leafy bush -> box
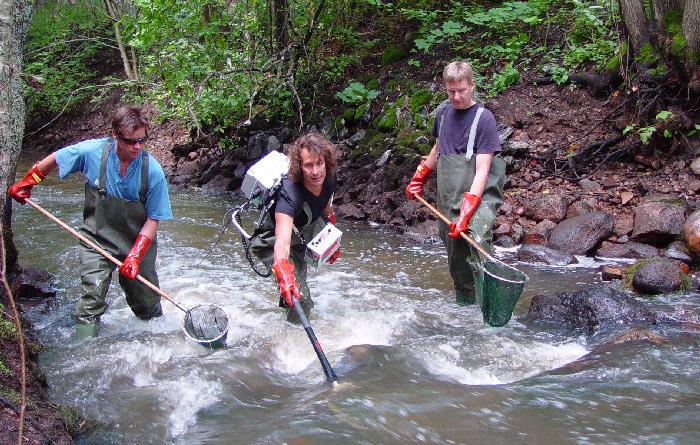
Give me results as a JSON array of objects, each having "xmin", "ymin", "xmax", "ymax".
[
  {"xmin": 336, "ymin": 82, "xmax": 379, "ymax": 106},
  {"xmin": 24, "ymin": 0, "xmax": 113, "ymax": 115}
]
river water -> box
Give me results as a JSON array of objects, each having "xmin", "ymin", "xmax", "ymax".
[{"xmin": 12, "ymin": 171, "xmax": 699, "ymax": 444}]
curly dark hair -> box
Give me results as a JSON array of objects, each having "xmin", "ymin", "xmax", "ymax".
[{"xmin": 286, "ymin": 131, "xmax": 338, "ymax": 183}]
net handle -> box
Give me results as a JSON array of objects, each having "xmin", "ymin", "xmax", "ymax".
[
  {"xmin": 26, "ymin": 198, "xmax": 188, "ymax": 313},
  {"xmin": 414, "ymin": 195, "xmax": 497, "ymax": 263}
]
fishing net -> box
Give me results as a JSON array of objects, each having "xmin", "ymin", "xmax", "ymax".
[
  {"xmin": 479, "ymin": 259, "xmax": 529, "ymax": 327},
  {"xmin": 183, "ymin": 304, "xmax": 229, "ymax": 348}
]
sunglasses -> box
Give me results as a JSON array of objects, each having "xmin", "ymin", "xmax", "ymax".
[{"xmin": 117, "ymin": 131, "xmax": 148, "ymax": 145}]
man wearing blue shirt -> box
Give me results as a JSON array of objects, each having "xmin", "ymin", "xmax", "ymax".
[{"xmin": 8, "ymin": 106, "xmax": 173, "ymax": 337}]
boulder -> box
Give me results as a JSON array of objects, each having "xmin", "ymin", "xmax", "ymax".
[
  {"xmin": 523, "ymin": 194, "xmax": 569, "ymax": 223},
  {"xmin": 565, "ymin": 200, "xmax": 593, "ymax": 219},
  {"xmin": 664, "ymin": 240, "xmax": 693, "ymax": 265},
  {"xmin": 527, "ymin": 285, "xmax": 656, "ymax": 335},
  {"xmin": 631, "ymin": 197, "xmax": 687, "ymax": 246},
  {"xmin": 595, "ymin": 241, "xmax": 659, "ymax": 259},
  {"xmin": 493, "ymin": 236, "xmax": 516, "ymax": 248},
  {"xmin": 17, "ymin": 267, "xmax": 56, "ymax": 299},
  {"xmin": 517, "ymin": 244, "xmax": 577, "ymax": 266},
  {"xmin": 682, "ymin": 209, "xmax": 700, "ymax": 257},
  {"xmin": 631, "ymin": 258, "xmax": 685, "ymax": 295},
  {"xmin": 548, "ymin": 211, "xmax": 614, "ymax": 255},
  {"xmin": 601, "ymin": 265, "xmax": 627, "ymax": 281},
  {"xmin": 336, "ymin": 203, "xmax": 366, "ymax": 220}
]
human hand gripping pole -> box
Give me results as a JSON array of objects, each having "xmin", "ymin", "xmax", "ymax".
[
  {"xmin": 119, "ymin": 234, "xmax": 152, "ymax": 280},
  {"xmin": 272, "ymin": 258, "xmax": 301, "ymax": 307},
  {"xmin": 22, "ymin": 198, "xmax": 230, "ymax": 347},
  {"xmin": 271, "ymin": 257, "xmax": 338, "ymax": 383},
  {"xmin": 405, "ymin": 160, "xmax": 433, "ymax": 200},
  {"xmin": 7, "ymin": 163, "xmax": 46, "ymax": 204},
  {"xmin": 448, "ymin": 192, "xmax": 481, "ymax": 239}
]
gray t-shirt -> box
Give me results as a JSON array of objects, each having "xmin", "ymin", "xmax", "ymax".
[{"xmin": 431, "ymin": 102, "xmax": 501, "ymax": 156}]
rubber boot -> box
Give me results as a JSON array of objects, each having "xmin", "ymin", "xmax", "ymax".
[
  {"xmin": 75, "ymin": 322, "xmax": 99, "ymax": 339},
  {"xmin": 456, "ymin": 289, "xmax": 476, "ymax": 305}
]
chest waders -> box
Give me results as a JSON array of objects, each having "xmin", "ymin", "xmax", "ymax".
[
  {"xmin": 249, "ymin": 203, "xmax": 317, "ymax": 323},
  {"xmin": 436, "ymin": 106, "xmax": 506, "ymax": 305},
  {"xmin": 75, "ymin": 140, "xmax": 162, "ymax": 327}
]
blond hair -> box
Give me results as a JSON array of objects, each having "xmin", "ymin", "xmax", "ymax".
[{"xmin": 443, "ymin": 61, "xmax": 474, "ymax": 84}]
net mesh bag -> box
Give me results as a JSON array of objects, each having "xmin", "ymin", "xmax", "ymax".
[
  {"xmin": 480, "ymin": 259, "xmax": 528, "ymax": 327},
  {"xmin": 184, "ymin": 304, "xmax": 229, "ymax": 344}
]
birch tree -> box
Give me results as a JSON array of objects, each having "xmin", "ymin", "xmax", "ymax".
[{"xmin": 0, "ymin": 0, "xmax": 32, "ymax": 274}]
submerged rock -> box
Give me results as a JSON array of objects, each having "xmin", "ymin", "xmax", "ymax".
[
  {"xmin": 516, "ymin": 244, "xmax": 577, "ymax": 266},
  {"xmin": 631, "ymin": 258, "xmax": 685, "ymax": 295},
  {"xmin": 527, "ymin": 285, "xmax": 656, "ymax": 335}
]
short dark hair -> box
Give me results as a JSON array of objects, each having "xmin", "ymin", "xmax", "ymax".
[
  {"xmin": 286, "ymin": 132, "xmax": 338, "ymax": 183},
  {"xmin": 112, "ymin": 106, "xmax": 148, "ymax": 135}
]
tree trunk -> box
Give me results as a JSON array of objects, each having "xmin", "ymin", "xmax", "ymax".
[
  {"xmin": 683, "ymin": 0, "xmax": 700, "ymax": 58},
  {"xmin": 619, "ymin": 0, "xmax": 651, "ymax": 55},
  {"xmin": 0, "ymin": 0, "xmax": 32, "ymax": 275},
  {"xmin": 103, "ymin": 0, "xmax": 138, "ymax": 81},
  {"xmin": 273, "ymin": 0, "xmax": 289, "ymax": 54},
  {"xmin": 652, "ymin": 0, "xmax": 684, "ymax": 26}
]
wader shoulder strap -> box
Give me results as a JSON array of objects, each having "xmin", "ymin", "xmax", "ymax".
[
  {"xmin": 97, "ymin": 139, "xmax": 113, "ymax": 196},
  {"xmin": 139, "ymin": 151, "xmax": 149, "ymax": 203},
  {"xmin": 465, "ymin": 106, "xmax": 484, "ymax": 161}
]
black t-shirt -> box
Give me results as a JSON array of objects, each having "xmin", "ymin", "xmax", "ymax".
[
  {"xmin": 274, "ymin": 175, "xmax": 336, "ymax": 228},
  {"xmin": 430, "ymin": 101, "xmax": 501, "ymax": 155}
]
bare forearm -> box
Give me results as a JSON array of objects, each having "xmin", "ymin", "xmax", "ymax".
[
  {"xmin": 139, "ymin": 219, "xmax": 159, "ymax": 239},
  {"xmin": 423, "ymin": 144, "xmax": 438, "ymax": 170},
  {"xmin": 35, "ymin": 152, "xmax": 58, "ymax": 176},
  {"xmin": 273, "ymin": 212, "xmax": 294, "ymax": 261},
  {"xmin": 469, "ymin": 153, "xmax": 493, "ymax": 197}
]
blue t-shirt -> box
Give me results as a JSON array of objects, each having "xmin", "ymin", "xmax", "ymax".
[
  {"xmin": 431, "ymin": 102, "xmax": 501, "ymax": 156},
  {"xmin": 55, "ymin": 137, "xmax": 173, "ymax": 220}
]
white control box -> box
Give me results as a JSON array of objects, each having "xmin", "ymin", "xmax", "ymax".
[
  {"xmin": 305, "ymin": 222, "xmax": 342, "ymax": 267},
  {"xmin": 240, "ymin": 151, "xmax": 290, "ymax": 200}
]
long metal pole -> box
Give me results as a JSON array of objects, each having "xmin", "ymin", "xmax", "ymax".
[
  {"xmin": 25, "ymin": 198, "xmax": 188, "ymax": 313},
  {"xmin": 291, "ymin": 299, "xmax": 338, "ymax": 383},
  {"xmin": 414, "ymin": 195, "xmax": 497, "ymax": 262}
]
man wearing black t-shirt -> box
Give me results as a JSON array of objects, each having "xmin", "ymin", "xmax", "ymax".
[
  {"xmin": 250, "ymin": 132, "xmax": 340, "ymax": 322},
  {"xmin": 405, "ymin": 61, "xmax": 505, "ymax": 306}
]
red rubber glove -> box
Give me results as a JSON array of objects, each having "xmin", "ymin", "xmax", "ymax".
[
  {"xmin": 405, "ymin": 160, "xmax": 433, "ymax": 200},
  {"xmin": 7, "ymin": 163, "xmax": 46, "ymax": 204},
  {"xmin": 326, "ymin": 211, "xmax": 340, "ymax": 264},
  {"xmin": 119, "ymin": 234, "xmax": 152, "ymax": 280},
  {"xmin": 448, "ymin": 193, "xmax": 481, "ymax": 239},
  {"xmin": 272, "ymin": 258, "xmax": 300, "ymax": 307}
]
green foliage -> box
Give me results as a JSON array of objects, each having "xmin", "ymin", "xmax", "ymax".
[
  {"xmin": 0, "ymin": 307, "xmax": 17, "ymax": 340},
  {"xmin": 486, "ymin": 63, "xmax": 520, "ymax": 97},
  {"xmin": 0, "ymin": 359, "xmax": 10, "ymax": 377},
  {"xmin": 380, "ymin": 44, "xmax": 406, "ymax": 65},
  {"xmin": 336, "ymin": 82, "xmax": 380, "ymax": 106},
  {"xmin": 624, "ymin": 112, "xmax": 674, "ymax": 144},
  {"xmin": 688, "ymin": 124, "xmax": 700, "ymax": 137},
  {"xmin": 24, "ymin": 0, "xmax": 114, "ymax": 115},
  {"xmin": 373, "ymin": 103, "xmax": 398, "ymax": 132},
  {"xmin": 408, "ymin": 89, "xmax": 432, "ymax": 112}
]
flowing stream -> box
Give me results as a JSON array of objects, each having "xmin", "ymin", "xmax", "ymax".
[{"xmin": 12, "ymin": 169, "xmax": 699, "ymax": 444}]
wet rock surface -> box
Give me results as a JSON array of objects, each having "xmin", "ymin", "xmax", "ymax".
[
  {"xmin": 631, "ymin": 258, "xmax": 685, "ymax": 295},
  {"xmin": 527, "ymin": 285, "xmax": 657, "ymax": 335}
]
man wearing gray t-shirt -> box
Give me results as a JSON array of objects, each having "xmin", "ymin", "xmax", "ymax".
[{"xmin": 405, "ymin": 61, "xmax": 505, "ymax": 306}]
